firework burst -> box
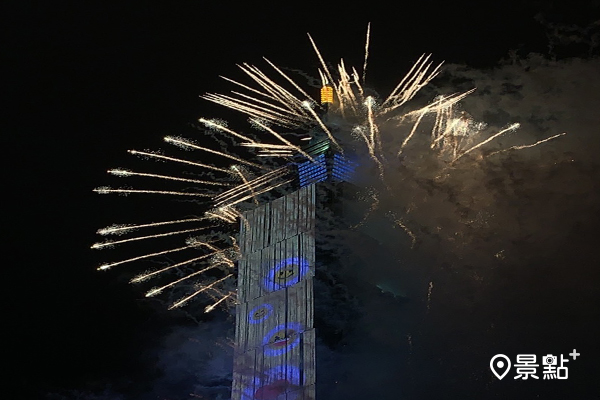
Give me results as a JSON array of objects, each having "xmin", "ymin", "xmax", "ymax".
[{"xmin": 93, "ymin": 24, "xmax": 565, "ymax": 310}]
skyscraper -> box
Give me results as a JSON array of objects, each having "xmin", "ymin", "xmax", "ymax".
[
  {"xmin": 231, "ymin": 82, "xmax": 356, "ymax": 399},
  {"xmin": 232, "ymin": 183, "xmax": 317, "ymax": 400}
]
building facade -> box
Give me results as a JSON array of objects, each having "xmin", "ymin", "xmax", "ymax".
[{"xmin": 232, "ymin": 184, "xmax": 317, "ymax": 400}]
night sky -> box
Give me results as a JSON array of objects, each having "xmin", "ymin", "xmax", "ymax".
[{"xmin": 8, "ymin": 1, "xmax": 600, "ymax": 399}]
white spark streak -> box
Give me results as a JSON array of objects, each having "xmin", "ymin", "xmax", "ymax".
[
  {"xmin": 362, "ymin": 22, "xmax": 371, "ymax": 84},
  {"xmin": 231, "ymin": 165, "xmax": 259, "ymax": 205},
  {"xmin": 240, "ymin": 143, "xmax": 294, "ymax": 149},
  {"xmin": 489, "ymin": 132, "xmax": 567, "ymax": 156},
  {"xmin": 97, "ymin": 218, "xmax": 207, "ymax": 236},
  {"xmin": 382, "ymin": 54, "xmax": 443, "ymax": 112},
  {"xmin": 231, "ymin": 90, "xmax": 308, "ymax": 120},
  {"xmin": 257, "ymin": 152, "xmax": 293, "ymax": 158},
  {"xmin": 130, "ymin": 248, "xmax": 231, "ymax": 283},
  {"xmin": 219, "ymin": 76, "xmax": 277, "ymax": 102},
  {"xmin": 204, "ymin": 292, "xmax": 234, "ymax": 313},
  {"xmin": 128, "ymin": 150, "xmax": 231, "ymax": 173},
  {"xmin": 427, "ymin": 281, "xmax": 434, "ymax": 311},
  {"xmin": 263, "ymin": 57, "xmax": 315, "ymax": 106},
  {"xmin": 307, "ymin": 33, "xmax": 339, "ymax": 103},
  {"xmin": 145, "ymin": 260, "xmax": 231, "ymax": 297},
  {"xmin": 454, "ymin": 123, "xmax": 520, "ymax": 162},
  {"xmin": 164, "ymin": 136, "xmax": 266, "ymax": 170},
  {"xmin": 238, "ymin": 63, "xmax": 299, "ymax": 112},
  {"xmin": 244, "ymin": 63, "xmax": 309, "ymax": 115},
  {"xmin": 97, "ymin": 245, "xmax": 193, "ymax": 271},
  {"xmin": 199, "ymin": 118, "xmax": 256, "ymax": 143},
  {"xmin": 169, "ymin": 274, "xmax": 233, "ymax": 309},
  {"xmin": 394, "ymin": 217, "xmax": 417, "ymax": 249},
  {"xmin": 93, "ymin": 187, "xmax": 214, "ymax": 197},
  {"xmin": 213, "ymin": 168, "xmax": 286, "ymax": 200},
  {"xmin": 397, "ymin": 110, "xmax": 428, "ymax": 156},
  {"xmin": 302, "ymin": 101, "xmax": 342, "ymax": 150},
  {"xmin": 91, "ymin": 226, "xmax": 216, "ymax": 249},
  {"xmin": 216, "ymin": 178, "xmax": 294, "ymax": 208},
  {"xmin": 365, "ymin": 97, "xmax": 385, "ymax": 177},
  {"xmin": 107, "ymin": 169, "xmax": 232, "ymax": 186},
  {"xmin": 251, "ymin": 118, "xmax": 315, "ymax": 162},
  {"xmin": 308, "ymin": 34, "xmax": 354, "ymax": 117},
  {"xmin": 202, "ymin": 93, "xmax": 299, "ymax": 127}
]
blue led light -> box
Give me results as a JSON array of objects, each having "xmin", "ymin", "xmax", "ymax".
[
  {"xmin": 262, "ymin": 322, "xmax": 303, "ymax": 357},
  {"xmin": 298, "ymin": 154, "xmax": 327, "ymax": 187},
  {"xmin": 332, "ymin": 153, "xmax": 357, "ymax": 182},
  {"xmin": 248, "ymin": 303, "xmax": 274, "ymax": 324},
  {"xmin": 262, "ymin": 256, "xmax": 310, "ymax": 292},
  {"xmin": 297, "ymin": 152, "xmax": 357, "ymax": 185}
]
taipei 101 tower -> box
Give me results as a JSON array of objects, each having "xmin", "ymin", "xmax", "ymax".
[{"xmin": 231, "ymin": 84, "xmax": 354, "ymax": 400}]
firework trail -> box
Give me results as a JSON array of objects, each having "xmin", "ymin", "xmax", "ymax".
[
  {"xmin": 163, "ymin": 136, "xmax": 267, "ymax": 170},
  {"xmin": 452, "ymin": 123, "xmax": 521, "ymax": 163},
  {"xmin": 97, "ymin": 245, "xmax": 194, "ymax": 271},
  {"xmin": 94, "ymin": 24, "xmax": 565, "ymax": 310},
  {"xmin": 91, "ymin": 226, "xmax": 218, "ymax": 249},
  {"xmin": 362, "ymin": 22, "xmax": 371, "ymax": 85},
  {"xmin": 107, "ymin": 168, "xmax": 234, "ymax": 186},
  {"xmin": 128, "ymin": 150, "xmax": 232, "ymax": 173},
  {"xmin": 488, "ymin": 132, "xmax": 567, "ymax": 156},
  {"xmin": 205, "ymin": 292, "xmax": 234, "ymax": 313},
  {"xmin": 145, "ymin": 258, "xmax": 233, "ymax": 298},
  {"xmin": 169, "ymin": 274, "xmax": 234, "ymax": 310},
  {"xmin": 93, "ymin": 187, "xmax": 215, "ymax": 197},
  {"xmin": 392, "ymin": 216, "xmax": 418, "ymax": 249},
  {"xmin": 131, "ymin": 248, "xmax": 230, "ymax": 283},
  {"xmin": 97, "ymin": 218, "xmax": 209, "ymax": 236}
]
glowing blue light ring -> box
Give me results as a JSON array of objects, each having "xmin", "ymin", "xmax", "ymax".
[
  {"xmin": 248, "ymin": 303, "xmax": 274, "ymax": 324},
  {"xmin": 262, "ymin": 322, "xmax": 303, "ymax": 357},
  {"xmin": 262, "ymin": 256, "xmax": 310, "ymax": 292}
]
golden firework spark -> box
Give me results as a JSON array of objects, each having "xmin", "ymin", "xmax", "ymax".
[
  {"xmin": 93, "ymin": 187, "xmax": 214, "ymax": 197},
  {"xmin": 169, "ymin": 274, "xmax": 234, "ymax": 309},
  {"xmin": 94, "ymin": 24, "xmax": 566, "ymax": 311},
  {"xmin": 97, "ymin": 218, "xmax": 208, "ymax": 236},
  {"xmin": 108, "ymin": 168, "xmax": 234, "ymax": 186},
  {"xmin": 91, "ymin": 226, "xmax": 217, "ymax": 250}
]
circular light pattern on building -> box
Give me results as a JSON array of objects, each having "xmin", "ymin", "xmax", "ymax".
[
  {"xmin": 247, "ymin": 303, "xmax": 274, "ymax": 324},
  {"xmin": 262, "ymin": 322, "xmax": 303, "ymax": 357},
  {"xmin": 242, "ymin": 364, "xmax": 301, "ymax": 400},
  {"xmin": 263, "ymin": 257, "xmax": 309, "ymax": 291}
]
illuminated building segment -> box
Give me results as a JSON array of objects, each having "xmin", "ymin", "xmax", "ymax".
[
  {"xmin": 232, "ymin": 184, "xmax": 316, "ymax": 400},
  {"xmin": 320, "ymin": 85, "xmax": 334, "ymax": 104}
]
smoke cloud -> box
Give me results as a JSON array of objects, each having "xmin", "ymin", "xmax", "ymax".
[
  {"xmin": 312, "ymin": 52, "xmax": 600, "ymax": 399},
  {"xmin": 59, "ymin": 37, "xmax": 599, "ymax": 400}
]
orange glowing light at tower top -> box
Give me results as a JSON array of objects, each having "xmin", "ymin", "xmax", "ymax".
[{"xmin": 320, "ymin": 85, "xmax": 334, "ymax": 104}]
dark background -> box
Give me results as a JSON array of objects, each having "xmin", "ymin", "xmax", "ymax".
[{"xmin": 7, "ymin": 1, "xmax": 600, "ymax": 399}]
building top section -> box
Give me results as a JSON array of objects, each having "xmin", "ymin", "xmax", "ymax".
[
  {"xmin": 320, "ymin": 85, "xmax": 334, "ymax": 104},
  {"xmin": 239, "ymin": 184, "xmax": 315, "ymax": 254}
]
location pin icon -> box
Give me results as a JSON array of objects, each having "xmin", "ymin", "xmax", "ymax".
[{"xmin": 490, "ymin": 354, "xmax": 511, "ymax": 380}]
